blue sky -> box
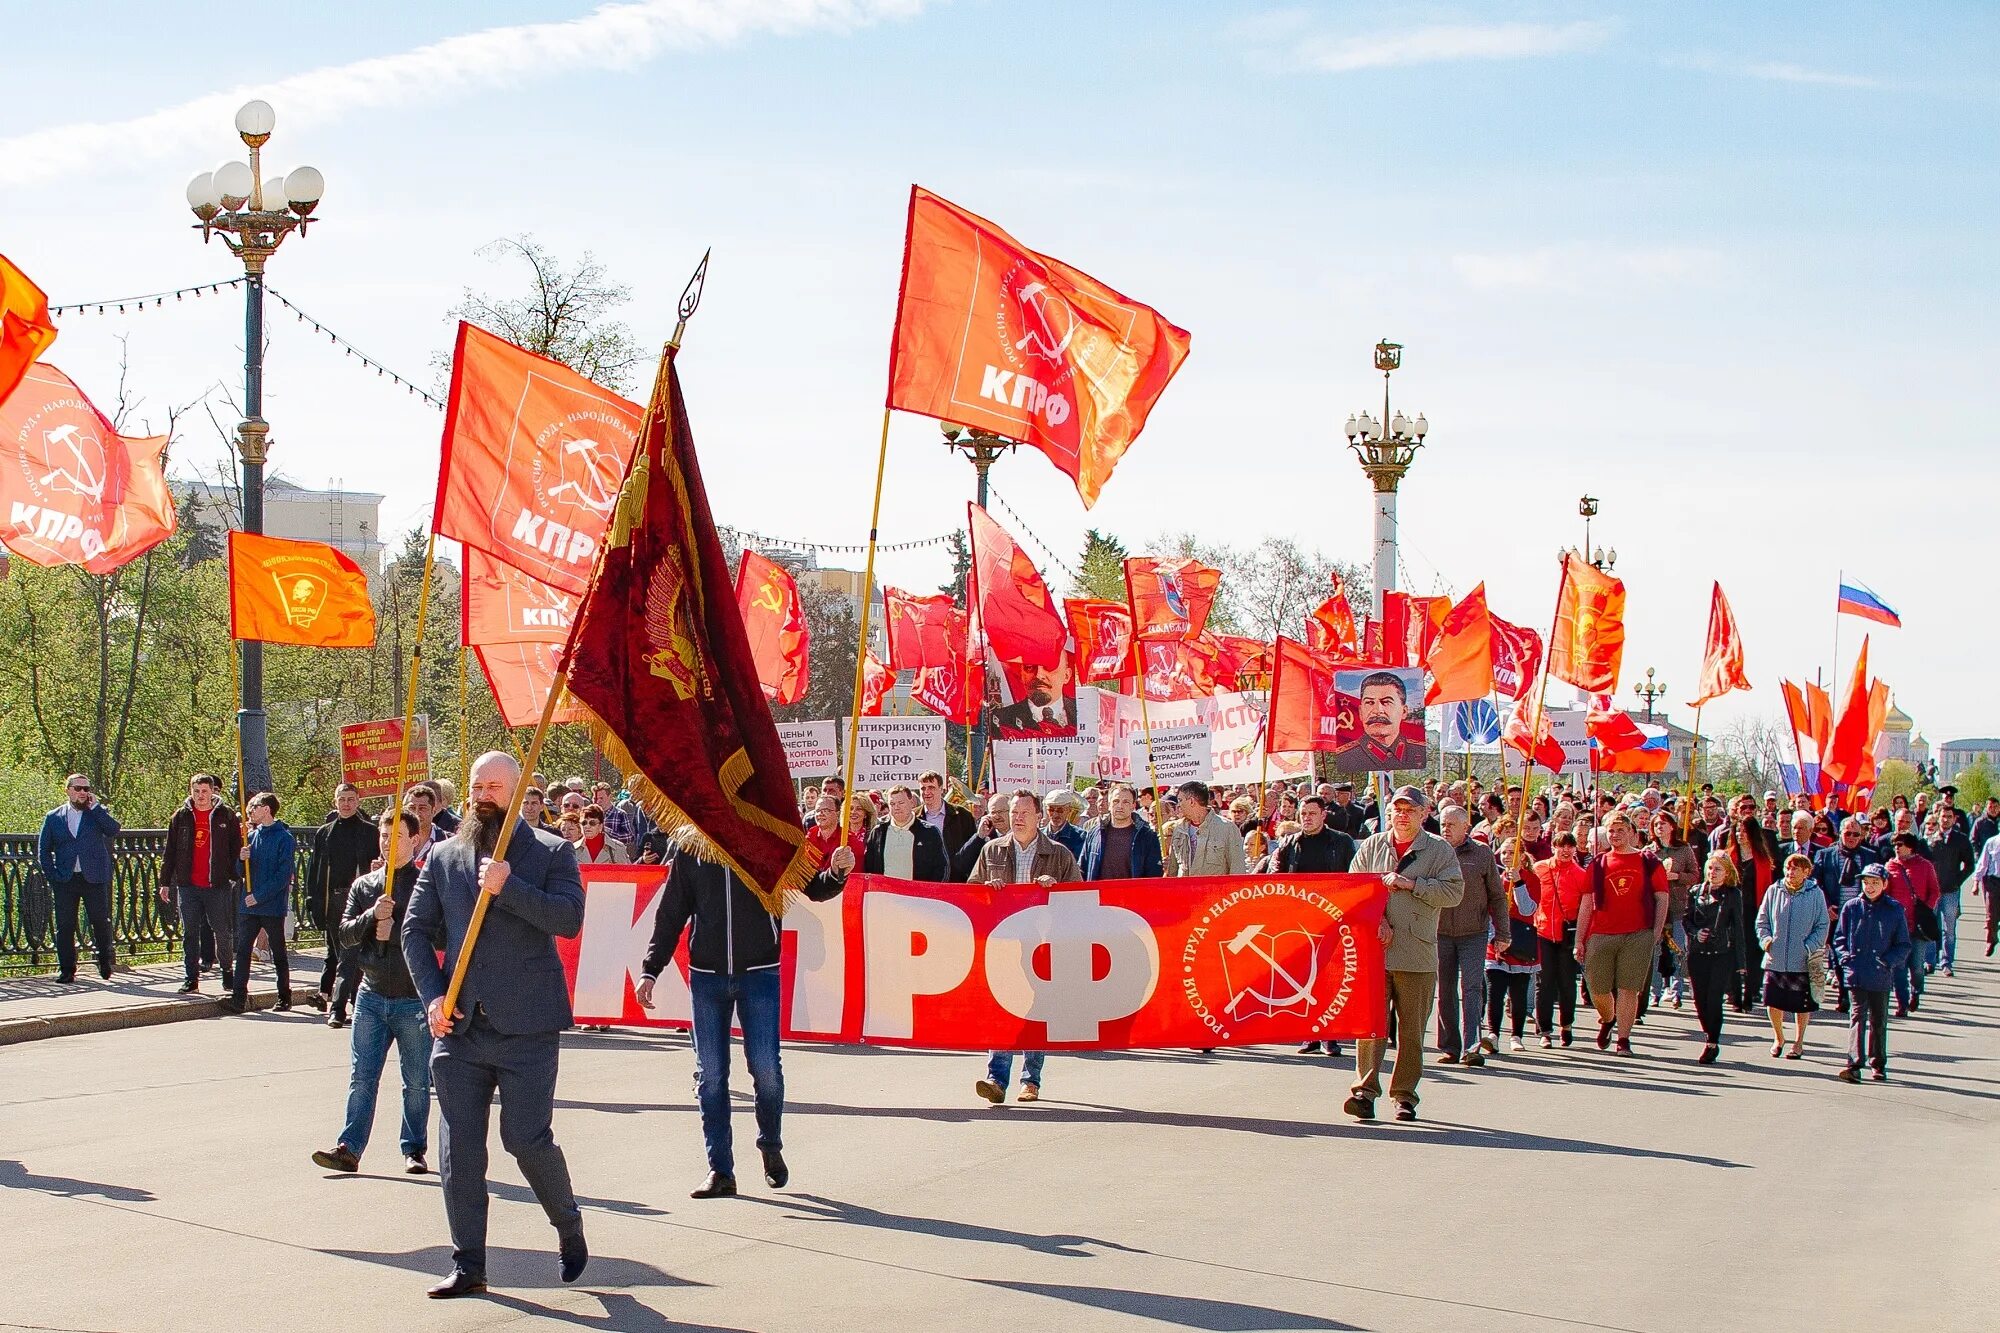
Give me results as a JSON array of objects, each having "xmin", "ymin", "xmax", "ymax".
[{"xmin": 4, "ymin": 1, "xmax": 1994, "ymax": 743}]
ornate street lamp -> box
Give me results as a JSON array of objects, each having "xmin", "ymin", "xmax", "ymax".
[
  {"xmin": 1634, "ymin": 667, "xmax": 1667, "ymax": 722},
  {"xmin": 185, "ymin": 100, "xmax": 325, "ymax": 795},
  {"xmin": 941, "ymin": 423, "xmax": 1018, "ymax": 784},
  {"xmin": 1344, "ymin": 340, "xmax": 1427, "ymax": 617}
]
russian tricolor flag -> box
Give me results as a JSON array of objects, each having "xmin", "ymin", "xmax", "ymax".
[{"xmin": 1836, "ymin": 579, "xmax": 1901, "ymax": 628}]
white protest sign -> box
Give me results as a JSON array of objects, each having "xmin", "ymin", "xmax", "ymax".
[
  {"xmin": 1548, "ymin": 708, "xmax": 1591, "ymax": 776},
  {"xmin": 777, "ymin": 721, "xmax": 840, "ymax": 778},
  {"xmin": 840, "ymin": 716, "xmax": 948, "ymax": 785},
  {"xmin": 990, "ymin": 740, "xmax": 1072, "ymax": 791},
  {"xmin": 1129, "ymin": 726, "xmax": 1213, "ymax": 786}
]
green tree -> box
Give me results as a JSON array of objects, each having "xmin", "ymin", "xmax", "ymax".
[
  {"xmin": 1952, "ymin": 759, "xmax": 1994, "ymax": 809},
  {"xmin": 1070, "ymin": 527, "xmax": 1128, "ymax": 602},
  {"xmin": 1873, "ymin": 759, "xmax": 1921, "ymax": 806},
  {"xmin": 937, "ymin": 531, "xmax": 971, "ymax": 602}
]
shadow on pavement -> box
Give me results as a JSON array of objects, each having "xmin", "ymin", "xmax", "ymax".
[
  {"xmin": 976, "ymin": 1279, "xmax": 1363, "ymax": 1330},
  {"xmin": 327, "ymin": 1169, "xmax": 673, "ymax": 1218},
  {"xmin": 0, "ymin": 1157, "xmax": 156, "ymax": 1201},
  {"xmin": 481, "ymin": 1291, "xmax": 755, "ymax": 1332},
  {"xmin": 318, "ymin": 1243, "xmax": 700, "ymax": 1291},
  {"xmin": 734, "ymin": 1190, "xmax": 1148, "ymax": 1258}
]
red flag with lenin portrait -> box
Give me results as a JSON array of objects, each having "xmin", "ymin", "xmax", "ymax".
[
  {"xmin": 734, "ymin": 549, "xmax": 810, "ymax": 706},
  {"xmin": 433, "ymin": 322, "xmax": 643, "ymax": 594},
  {"xmin": 561, "ymin": 352, "xmax": 818, "ymax": 915},
  {"xmin": 0, "ymin": 362, "xmax": 176, "ymax": 574},
  {"xmin": 886, "ymin": 187, "xmax": 1191, "ymax": 509}
]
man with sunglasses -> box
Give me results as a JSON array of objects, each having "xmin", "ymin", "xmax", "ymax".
[{"xmin": 37, "ymin": 775, "xmax": 122, "ymax": 983}]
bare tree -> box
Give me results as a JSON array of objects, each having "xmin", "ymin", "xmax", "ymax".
[
  {"xmin": 1708, "ymin": 715, "xmax": 1791, "ymax": 795},
  {"xmin": 441, "ymin": 236, "xmax": 644, "ymax": 391}
]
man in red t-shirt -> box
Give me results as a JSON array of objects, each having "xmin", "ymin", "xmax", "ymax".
[{"xmin": 1576, "ymin": 810, "xmax": 1669, "ymax": 1054}]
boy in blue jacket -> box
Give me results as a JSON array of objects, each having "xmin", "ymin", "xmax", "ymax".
[
  {"xmin": 1831, "ymin": 863, "xmax": 1912, "ymax": 1083},
  {"xmin": 226, "ymin": 792, "xmax": 297, "ymax": 1014}
]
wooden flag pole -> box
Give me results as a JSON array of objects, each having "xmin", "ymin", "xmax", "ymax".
[
  {"xmin": 380, "ymin": 530, "xmax": 440, "ymax": 901},
  {"xmin": 443, "ymin": 252, "xmax": 709, "ymax": 1019},
  {"xmin": 838, "ymin": 406, "xmax": 894, "ymax": 838},
  {"xmin": 229, "ymin": 637, "xmax": 246, "ymax": 807},
  {"xmin": 1682, "ymin": 705, "xmax": 1704, "ymax": 837},
  {"xmin": 1510, "ymin": 558, "xmax": 1572, "ymax": 886}
]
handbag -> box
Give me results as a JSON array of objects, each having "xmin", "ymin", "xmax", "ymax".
[{"xmin": 1913, "ymin": 899, "xmax": 1942, "ymax": 944}]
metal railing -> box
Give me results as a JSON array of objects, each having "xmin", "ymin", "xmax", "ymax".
[{"xmin": 0, "ymin": 832, "xmax": 316, "ymax": 975}]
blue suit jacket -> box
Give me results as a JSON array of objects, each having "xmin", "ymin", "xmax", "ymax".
[
  {"xmin": 402, "ymin": 821, "xmax": 584, "ymax": 1035},
  {"xmin": 37, "ymin": 803, "xmax": 121, "ymax": 886},
  {"xmin": 1081, "ymin": 817, "xmax": 1163, "ymax": 880}
]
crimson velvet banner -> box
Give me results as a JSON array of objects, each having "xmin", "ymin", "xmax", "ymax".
[{"xmin": 558, "ymin": 867, "xmax": 1389, "ymax": 1048}]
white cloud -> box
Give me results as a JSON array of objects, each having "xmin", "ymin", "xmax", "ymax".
[
  {"xmin": 1450, "ymin": 244, "xmax": 1723, "ymax": 292},
  {"xmin": 0, "ymin": 0, "xmax": 925, "ymax": 188},
  {"xmin": 1740, "ymin": 61, "xmax": 1882, "ymax": 89},
  {"xmin": 1288, "ymin": 19, "xmax": 1613, "ymax": 73}
]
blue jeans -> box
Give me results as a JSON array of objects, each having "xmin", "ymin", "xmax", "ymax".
[
  {"xmin": 1651, "ymin": 919, "xmax": 1688, "ymax": 1003},
  {"xmin": 1938, "ymin": 891, "xmax": 1961, "ymax": 968},
  {"xmin": 339, "ymin": 987, "xmax": 431, "ymax": 1158},
  {"xmin": 985, "ymin": 1049, "xmax": 1045, "ymax": 1092},
  {"xmin": 689, "ymin": 969, "xmax": 783, "ymax": 1177},
  {"xmin": 1434, "ymin": 933, "xmax": 1486, "ymax": 1057}
]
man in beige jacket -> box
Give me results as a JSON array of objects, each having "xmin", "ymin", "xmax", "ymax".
[
  {"xmin": 1161, "ymin": 781, "xmax": 1248, "ymax": 878},
  {"xmin": 971, "ymin": 789, "xmax": 1082, "ymax": 1105},
  {"xmin": 1345, "ymin": 786, "xmax": 1465, "ymax": 1123}
]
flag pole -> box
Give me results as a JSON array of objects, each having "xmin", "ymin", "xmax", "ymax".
[
  {"xmin": 229, "ymin": 638, "xmax": 245, "ymax": 807},
  {"xmin": 1681, "ymin": 704, "xmax": 1703, "ymax": 837},
  {"xmin": 1830, "ymin": 569, "xmax": 1844, "ymax": 716},
  {"xmin": 1511, "ymin": 557, "xmax": 1571, "ymax": 885},
  {"xmin": 380, "ymin": 530, "xmax": 440, "ymax": 901},
  {"xmin": 443, "ymin": 250, "xmax": 708, "ymax": 1020},
  {"xmin": 839, "ymin": 406, "xmax": 894, "ymax": 838}
]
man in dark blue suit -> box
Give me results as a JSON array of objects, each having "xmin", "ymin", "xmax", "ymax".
[
  {"xmin": 402, "ymin": 751, "xmax": 587, "ymax": 1299},
  {"xmin": 37, "ymin": 774, "xmax": 122, "ymax": 982}
]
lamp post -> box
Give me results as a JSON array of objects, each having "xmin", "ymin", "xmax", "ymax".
[
  {"xmin": 941, "ymin": 424, "xmax": 1018, "ymax": 787},
  {"xmin": 184, "ymin": 100, "xmax": 325, "ymax": 796},
  {"xmin": 1634, "ymin": 667, "xmax": 1667, "ymax": 722},
  {"xmin": 1344, "ymin": 340, "xmax": 1427, "ymax": 617}
]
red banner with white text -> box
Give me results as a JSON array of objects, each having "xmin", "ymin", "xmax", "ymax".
[{"xmin": 558, "ymin": 866, "xmax": 1389, "ymax": 1047}]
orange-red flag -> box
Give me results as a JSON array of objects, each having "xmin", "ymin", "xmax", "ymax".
[
  {"xmin": 1267, "ymin": 637, "xmax": 1349, "ymax": 752},
  {"xmin": 735, "ymin": 550, "xmax": 810, "ymax": 706},
  {"xmin": 968, "ymin": 503, "xmax": 1066, "ymax": 668},
  {"xmin": 1424, "ymin": 582, "xmax": 1495, "ymax": 705},
  {"xmin": 227, "ymin": 532, "xmax": 376, "ymax": 647},
  {"xmin": 887, "ymin": 187, "xmax": 1190, "ymax": 508},
  {"xmin": 1209, "ymin": 634, "xmax": 1273, "ymax": 690},
  {"xmin": 462, "ymin": 548, "xmax": 574, "ymax": 647},
  {"xmin": 1139, "ymin": 639, "xmax": 1222, "ymax": 702},
  {"xmin": 0, "ymin": 253, "xmax": 58, "ymax": 406},
  {"xmin": 1489, "ymin": 613, "xmax": 1543, "ymax": 702},
  {"xmin": 433, "ymin": 322, "xmax": 643, "ymax": 593},
  {"xmin": 0, "ymin": 362, "xmax": 175, "ymax": 574},
  {"xmin": 1823, "ymin": 638, "xmax": 1876, "ymax": 788},
  {"xmin": 1065, "ymin": 598, "xmax": 1135, "ymax": 681},
  {"xmin": 1547, "ymin": 553, "xmax": 1626, "ymax": 693},
  {"xmin": 1125, "ymin": 555, "xmax": 1221, "ymax": 641},
  {"xmin": 1306, "ymin": 574, "xmax": 1360, "ymax": 656},
  {"xmin": 1688, "ymin": 581, "xmax": 1750, "ymax": 707},
  {"xmin": 1503, "ymin": 703, "xmax": 1567, "ymax": 773},
  {"xmin": 884, "ymin": 586, "xmax": 965, "ymax": 672},
  {"xmin": 475, "ymin": 643, "xmax": 586, "ymax": 729}
]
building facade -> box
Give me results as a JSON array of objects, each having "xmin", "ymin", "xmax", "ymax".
[{"xmin": 181, "ymin": 475, "xmax": 388, "ymax": 573}]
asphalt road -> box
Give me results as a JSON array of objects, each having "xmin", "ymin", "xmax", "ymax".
[{"xmin": 3, "ymin": 951, "xmax": 1995, "ymax": 1332}]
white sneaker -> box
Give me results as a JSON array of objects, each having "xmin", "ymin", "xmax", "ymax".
[{"xmin": 1508, "ymin": 1036, "xmax": 1526, "ymax": 1053}]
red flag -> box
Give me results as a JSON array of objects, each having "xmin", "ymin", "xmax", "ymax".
[
  {"xmin": 1489, "ymin": 614, "xmax": 1543, "ymax": 702},
  {"xmin": 1823, "ymin": 639, "xmax": 1876, "ymax": 788},
  {"xmin": 0, "ymin": 362, "xmax": 175, "ymax": 573},
  {"xmin": 912, "ymin": 658, "xmax": 981, "ymax": 726},
  {"xmin": 735, "ymin": 550, "xmax": 810, "ymax": 706},
  {"xmin": 1548, "ymin": 553, "xmax": 1626, "ymax": 693},
  {"xmin": 968, "ymin": 503, "xmax": 1066, "ymax": 668},
  {"xmin": 476, "ymin": 642, "xmax": 586, "ymax": 729},
  {"xmin": 886, "ymin": 186, "xmax": 1190, "ymax": 508},
  {"xmin": 1124, "ymin": 555, "xmax": 1222, "ymax": 641},
  {"xmin": 1, "ymin": 253, "xmax": 58, "ymax": 406},
  {"xmin": 1267, "ymin": 637, "xmax": 1348, "ymax": 752},
  {"xmin": 1687, "ymin": 581, "xmax": 1750, "ymax": 707},
  {"xmin": 1139, "ymin": 639, "xmax": 1221, "ymax": 702},
  {"xmin": 433, "ymin": 322, "xmax": 643, "ymax": 594},
  {"xmin": 1804, "ymin": 682, "xmax": 1835, "ymax": 757},
  {"xmin": 562, "ymin": 352, "xmax": 816, "ymax": 913},
  {"xmin": 1503, "ymin": 704, "xmax": 1566, "ymax": 773},
  {"xmin": 1424, "ymin": 583, "xmax": 1495, "ymax": 705},
  {"xmin": 884, "ymin": 587, "xmax": 965, "ymax": 672},
  {"xmin": 1065, "ymin": 598, "xmax": 1135, "ymax": 681},
  {"xmin": 227, "ymin": 533, "xmax": 376, "ymax": 648},
  {"xmin": 1209, "ymin": 634, "xmax": 1272, "ymax": 690},
  {"xmin": 860, "ymin": 652, "xmax": 895, "ymax": 717},
  {"xmin": 1378, "ymin": 591, "xmax": 1447, "ymax": 668},
  {"xmin": 462, "ymin": 548, "xmax": 574, "ymax": 647},
  {"xmin": 1306, "ymin": 577, "xmax": 1360, "ymax": 655}
]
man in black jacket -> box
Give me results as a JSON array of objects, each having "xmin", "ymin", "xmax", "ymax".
[
  {"xmin": 311, "ymin": 810, "xmax": 431, "ymax": 1176},
  {"xmin": 918, "ymin": 771, "xmax": 978, "ymax": 860},
  {"xmin": 1276, "ymin": 797, "xmax": 1358, "ymax": 874},
  {"xmin": 307, "ymin": 783, "xmax": 377, "ymax": 1026},
  {"xmin": 1929, "ymin": 806, "xmax": 1976, "ymax": 976},
  {"xmin": 864, "ymin": 785, "xmax": 951, "ymax": 881},
  {"xmin": 157, "ymin": 774, "xmax": 243, "ymax": 994},
  {"xmin": 637, "ymin": 844, "xmax": 851, "ymax": 1200}
]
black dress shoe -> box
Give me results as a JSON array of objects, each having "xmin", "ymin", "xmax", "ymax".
[
  {"xmin": 98, "ymin": 961, "xmax": 114, "ymax": 980},
  {"xmin": 560, "ymin": 1230, "xmax": 589, "ymax": 1284},
  {"xmin": 56, "ymin": 974, "xmax": 75, "ymax": 985},
  {"xmin": 220, "ymin": 995, "xmax": 247, "ymax": 1014},
  {"xmin": 427, "ymin": 1270, "xmax": 486, "ymax": 1299},
  {"xmin": 690, "ymin": 1171, "xmax": 737, "ymax": 1199},
  {"xmin": 762, "ymin": 1147, "xmax": 789, "ymax": 1189}
]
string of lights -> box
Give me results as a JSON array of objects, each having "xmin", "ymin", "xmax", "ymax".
[
  {"xmin": 47, "ymin": 277, "xmax": 247, "ymax": 316},
  {"xmin": 721, "ymin": 525, "xmax": 957, "ymax": 556},
  {"xmin": 265, "ymin": 288, "xmax": 446, "ymax": 408}
]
